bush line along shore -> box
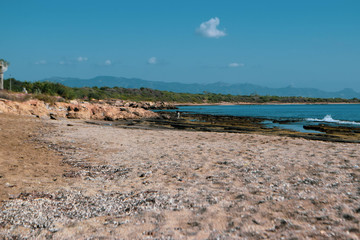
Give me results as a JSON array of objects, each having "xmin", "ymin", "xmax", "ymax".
[{"xmin": 3, "ymin": 78, "xmax": 360, "ymax": 104}]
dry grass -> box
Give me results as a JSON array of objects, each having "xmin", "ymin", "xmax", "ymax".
[{"xmin": 0, "ymin": 90, "xmax": 31, "ymax": 102}]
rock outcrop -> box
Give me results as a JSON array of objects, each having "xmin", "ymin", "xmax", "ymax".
[
  {"xmin": 0, "ymin": 99, "xmax": 159, "ymax": 120},
  {"xmin": 103, "ymin": 100, "xmax": 177, "ymax": 110}
]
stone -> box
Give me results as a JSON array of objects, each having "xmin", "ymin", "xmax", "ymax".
[
  {"xmin": 5, "ymin": 182, "xmax": 15, "ymax": 188},
  {"xmin": 49, "ymin": 113, "xmax": 57, "ymax": 120}
]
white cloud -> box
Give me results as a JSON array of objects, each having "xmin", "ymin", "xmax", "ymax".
[
  {"xmin": 35, "ymin": 60, "xmax": 47, "ymax": 65},
  {"xmin": 59, "ymin": 61, "xmax": 66, "ymax": 65},
  {"xmin": 228, "ymin": 62, "xmax": 244, "ymax": 68},
  {"xmin": 104, "ymin": 60, "xmax": 112, "ymax": 65},
  {"xmin": 148, "ymin": 57, "xmax": 157, "ymax": 64},
  {"xmin": 77, "ymin": 56, "xmax": 88, "ymax": 62},
  {"xmin": 196, "ymin": 17, "xmax": 226, "ymax": 38}
]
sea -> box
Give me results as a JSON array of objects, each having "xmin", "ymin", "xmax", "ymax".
[{"xmin": 174, "ymin": 104, "xmax": 360, "ymax": 133}]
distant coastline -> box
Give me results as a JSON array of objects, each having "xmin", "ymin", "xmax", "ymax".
[
  {"xmin": 2, "ymin": 78, "xmax": 360, "ymax": 106},
  {"xmin": 41, "ymin": 76, "xmax": 360, "ymax": 99},
  {"xmin": 175, "ymin": 102, "xmax": 360, "ymax": 106}
]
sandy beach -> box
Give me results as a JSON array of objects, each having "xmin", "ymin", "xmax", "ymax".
[{"xmin": 0, "ymin": 114, "xmax": 359, "ymax": 239}]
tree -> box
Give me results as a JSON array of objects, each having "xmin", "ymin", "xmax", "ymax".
[{"xmin": 0, "ymin": 59, "xmax": 10, "ymax": 90}]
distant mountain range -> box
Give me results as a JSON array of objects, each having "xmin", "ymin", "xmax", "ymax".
[{"xmin": 42, "ymin": 76, "xmax": 360, "ymax": 99}]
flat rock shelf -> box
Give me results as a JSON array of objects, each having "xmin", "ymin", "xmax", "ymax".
[{"xmin": 111, "ymin": 112, "xmax": 360, "ymax": 143}]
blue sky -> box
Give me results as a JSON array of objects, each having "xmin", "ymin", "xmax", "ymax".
[{"xmin": 1, "ymin": 0, "xmax": 360, "ymax": 91}]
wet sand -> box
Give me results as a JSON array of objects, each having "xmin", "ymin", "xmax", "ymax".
[{"xmin": 0, "ymin": 114, "xmax": 359, "ymax": 239}]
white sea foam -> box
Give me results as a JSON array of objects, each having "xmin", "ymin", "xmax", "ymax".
[{"xmin": 306, "ymin": 115, "xmax": 360, "ymax": 125}]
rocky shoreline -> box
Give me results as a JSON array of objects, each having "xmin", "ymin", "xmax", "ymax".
[
  {"xmin": 1, "ymin": 97, "xmax": 359, "ymax": 143},
  {"xmin": 0, "ymin": 98, "xmax": 176, "ymax": 121},
  {"xmin": 109, "ymin": 112, "xmax": 360, "ymax": 143}
]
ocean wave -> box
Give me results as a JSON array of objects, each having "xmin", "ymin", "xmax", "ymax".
[{"xmin": 306, "ymin": 115, "xmax": 360, "ymax": 125}]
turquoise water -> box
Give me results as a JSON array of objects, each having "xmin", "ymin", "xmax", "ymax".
[{"xmin": 175, "ymin": 104, "xmax": 360, "ymax": 133}]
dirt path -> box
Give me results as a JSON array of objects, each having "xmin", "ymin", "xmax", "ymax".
[{"xmin": 0, "ymin": 114, "xmax": 71, "ymax": 202}]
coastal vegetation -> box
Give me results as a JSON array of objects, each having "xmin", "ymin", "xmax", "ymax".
[{"xmin": 2, "ymin": 78, "xmax": 360, "ymax": 104}]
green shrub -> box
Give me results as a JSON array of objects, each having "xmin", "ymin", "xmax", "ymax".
[{"xmin": 33, "ymin": 94, "xmax": 57, "ymax": 105}]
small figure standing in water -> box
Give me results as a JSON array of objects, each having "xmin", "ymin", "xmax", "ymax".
[{"xmin": 176, "ymin": 111, "xmax": 181, "ymax": 119}]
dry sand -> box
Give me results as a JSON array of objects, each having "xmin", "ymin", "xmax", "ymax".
[{"xmin": 0, "ymin": 113, "xmax": 359, "ymax": 239}]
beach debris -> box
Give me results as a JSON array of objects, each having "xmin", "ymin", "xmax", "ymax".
[{"xmin": 4, "ymin": 182, "xmax": 15, "ymax": 188}]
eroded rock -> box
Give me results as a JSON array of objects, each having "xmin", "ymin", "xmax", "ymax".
[{"xmin": 0, "ymin": 98, "xmax": 159, "ymax": 121}]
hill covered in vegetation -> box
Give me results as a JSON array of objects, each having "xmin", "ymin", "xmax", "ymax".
[
  {"xmin": 44, "ymin": 76, "xmax": 360, "ymax": 99},
  {"xmin": 2, "ymin": 78, "xmax": 360, "ymax": 104}
]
